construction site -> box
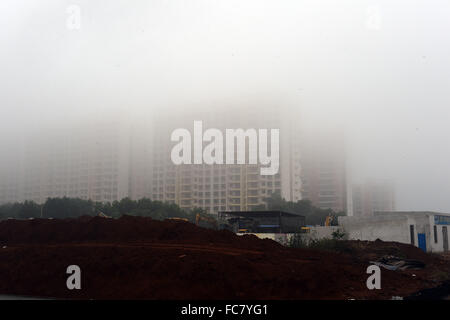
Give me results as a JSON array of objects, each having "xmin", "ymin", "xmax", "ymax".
[{"xmin": 0, "ymin": 214, "xmax": 449, "ymax": 300}]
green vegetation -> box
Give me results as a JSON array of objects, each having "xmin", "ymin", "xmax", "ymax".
[
  {"xmin": 286, "ymin": 233, "xmax": 308, "ymax": 248},
  {"xmin": 331, "ymin": 229, "xmax": 347, "ymax": 240},
  {"xmin": 0, "ymin": 197, "xmax": 207, "ymax": 222},
  {"xmin": 0, "ymin": 193, "xmax": 346, "ymax": 229},
  {"xmin": 252, "ymin": 193, "xmax": 345, "ymax": 225}
]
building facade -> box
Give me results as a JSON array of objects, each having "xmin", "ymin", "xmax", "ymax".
[
  {"xmin": 1, "ymin": 107, "xmax": 353, "ymax": 218},
  {"xmin": 352, "ymin": 181, "xmax": 395, "ymax": 217},
  {"xmin": 146, "ymin": 106, "xmax": 302, "ymax": 214},
  {"xmin": 339, "ymin": 211, "xmax": 450, "ymax": 253},
  {"xmin": 299, "ymin": 133, "xmax": 347, "ymax": 213},
  {"xmin": 17, "ymin": 122, "xmax": 130, "ymax": 204}
]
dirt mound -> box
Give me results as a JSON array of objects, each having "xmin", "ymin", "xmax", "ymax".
[
  {"xmin": 0, "ymin": 216, "xmax": 448, "ymax": 300},
  {"xmin": 0, "ymin": 216, "xmax": 280, "ymax": 251},
  {"xmin": 342, "ymin": 239, "xmax": 433, "ymax": 263}
]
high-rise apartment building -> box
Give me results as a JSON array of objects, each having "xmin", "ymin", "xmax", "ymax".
[
  {"xmin": 146, "ymin": 105, "xmax": 302, "ymax": 214},
  {"xmin": 18, "ymin": 122, "xmax": 130, "ymax": 204},
  {"xmin": 1, "ymin": 108, "xmax": 351, "ymax": 217},
  {"xmin": 352, "ymin": 180, "xmax": 395, "ymax": 217},
  {"xmin": 0, "ymin": 166, "xmax": 20, "ymax": 205},
  {"xmin": 0, "ymin": 142, "xmax": 21, "ymax": 204},
  {"xmin": 299, "ymin": 132, "xmax": 347, "ymax": 213}
]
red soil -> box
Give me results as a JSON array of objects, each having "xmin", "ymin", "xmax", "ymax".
[{"xmin": 0, "ymin": 216, "xmax": 447, "ymax": 299}]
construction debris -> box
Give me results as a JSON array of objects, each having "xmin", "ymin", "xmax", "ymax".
[{"xmin": 370, "ymin": 256, "xmax": 426, "ymax": 271}]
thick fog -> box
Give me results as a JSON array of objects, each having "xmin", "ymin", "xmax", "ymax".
[{"xmin": 1, "ymin": 0, "xmax": 450, "ymax": 211}]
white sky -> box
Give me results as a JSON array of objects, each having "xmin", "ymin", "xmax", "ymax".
[{"xmin": 1, "ymin": 0, "xmax": 450, "ymax": 211}]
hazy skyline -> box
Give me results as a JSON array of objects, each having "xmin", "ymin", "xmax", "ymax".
[{"xmin": 1, "ymin": 0, "xmax": 450, "ymax": 211}]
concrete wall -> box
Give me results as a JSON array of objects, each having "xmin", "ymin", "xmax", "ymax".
[
  {"xmin": 339, "ymin": 212, "xmax": 450, "ymax": 253},
  {"xmin": 239, "ymin": 212, "xmax": 450, "ymax": 253},
  {"xmin": 339, "ymin": 215, "xmax": 410, "ymax": 244},
  {"xmin": 238, "ymin": 226, "xmax": 342, "ymax": 246},
  {"xmin": 306, "ymin": 226, "xmax": 341, "ymax": 241},
  {"xmin": 434, "ymin": 225, "xmax": 449, "ymax": 252},
  {"xmin": 429, "ymin": 215, "xmax": 450, "ymax": 252}
]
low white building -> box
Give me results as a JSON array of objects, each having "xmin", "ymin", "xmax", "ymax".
[{"xmin": 339, "ymin": 211, "xmax": 450, "ymax": 253}]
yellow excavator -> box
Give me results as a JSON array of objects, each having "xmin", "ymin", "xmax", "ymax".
[{"xmin": 325, "ymin": 214, "xmax": 335, "ymax": 226}]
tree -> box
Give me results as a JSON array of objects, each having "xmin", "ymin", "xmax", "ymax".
[{"xmin": 18, "ymin": 201, "xmax": 40, "ymax": 219}]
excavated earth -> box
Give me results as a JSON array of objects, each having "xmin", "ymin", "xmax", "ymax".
[{"xmin": 0, "ymin": 216, "xmax": 449, "ymax": 300}]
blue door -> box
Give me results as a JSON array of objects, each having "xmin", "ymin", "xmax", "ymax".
[{"xmin": 418, "ymin": 233, "xmax": 427, "ymax": 252}]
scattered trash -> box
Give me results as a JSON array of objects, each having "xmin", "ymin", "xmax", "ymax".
[
  {"xmin": 391, "ymin": 296, "xmax": 403, "ymax": 300},
  {"xmin": 370, "ymin": 255, "xmax": 425, "ymax": 271}
]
